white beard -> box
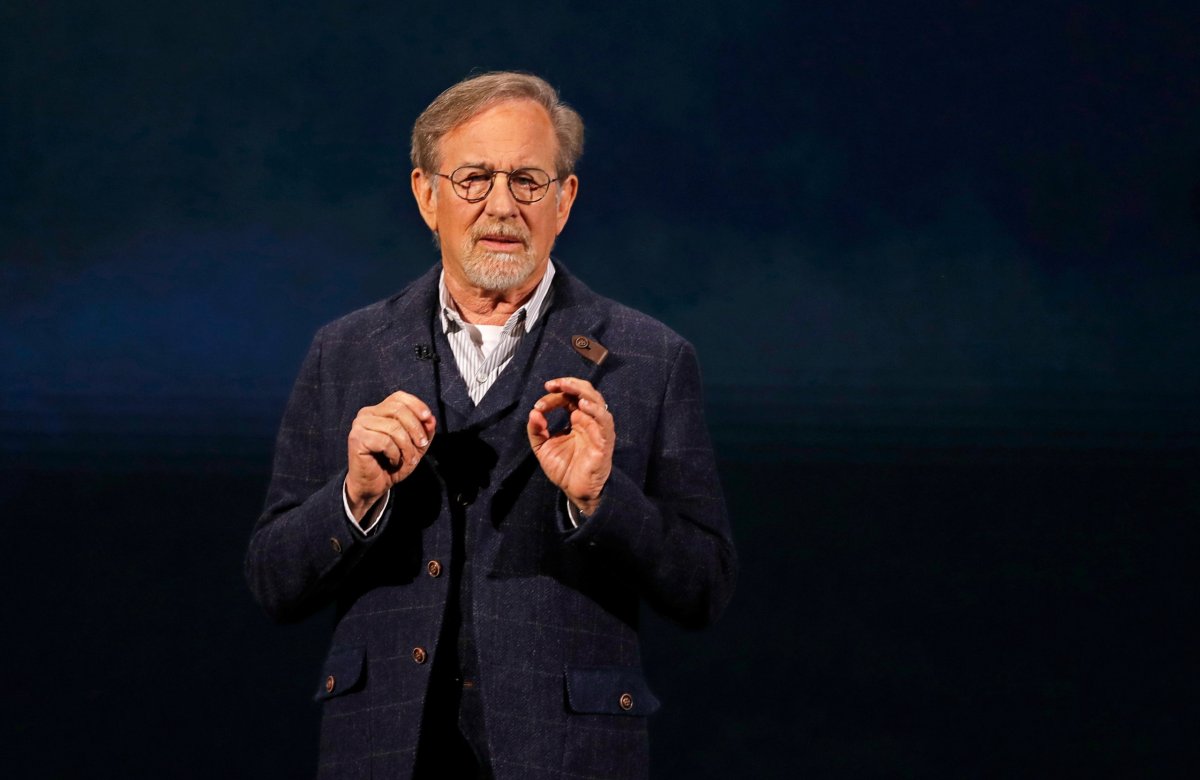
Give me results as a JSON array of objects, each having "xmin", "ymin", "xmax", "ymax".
[
  {"xmin": 458, "ymin": 245, "xmax": 539, "ymax": 292},
  {"xmin": 452, "ymin": 211, "xmax": 546, "ymax": 292}
]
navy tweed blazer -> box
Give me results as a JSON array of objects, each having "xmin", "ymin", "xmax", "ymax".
[{"xmin": 246, "ymin": 263, "xmax": 736, "ymax": 779}]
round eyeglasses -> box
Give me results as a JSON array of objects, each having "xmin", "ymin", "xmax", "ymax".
[{"xmin": 435, "ymin": 166, "xmax": 559, "ymax": 204}]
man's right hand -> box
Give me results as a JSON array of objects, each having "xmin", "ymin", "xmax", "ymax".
[{"xmin": 345, "ymin": 391, "xmax": 437, "ymax": 521}]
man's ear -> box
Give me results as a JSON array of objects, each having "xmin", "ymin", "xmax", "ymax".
[
  {"xmin": 555, "ymin": 174, "xmax": 579, "ymax": 235},
  {"xmin": 411, "ymin": 168, "xmax": 438, "ymax": 232}
]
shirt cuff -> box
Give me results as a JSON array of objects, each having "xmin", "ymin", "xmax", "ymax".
[
  {"xmin": 344, "ymin": 481, "xmax": 389, "ymax": 535},
  {"xmin": 565, "ymin": 497, "xmax": 586, "ymax": 529}
]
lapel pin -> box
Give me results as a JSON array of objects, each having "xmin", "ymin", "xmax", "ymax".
[{"xmin": 571, "ymin": 334, "xmax": 609, "ymax": 366}]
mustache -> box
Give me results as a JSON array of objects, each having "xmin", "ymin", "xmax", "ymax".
[{"xmin": 469, "ymin": 222, "xmax": 530, "ymax": 245}]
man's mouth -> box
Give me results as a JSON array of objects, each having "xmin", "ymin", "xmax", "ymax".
[{"xmin": 476, "ymin": 232, "xmax": 526, "ymax": 251}]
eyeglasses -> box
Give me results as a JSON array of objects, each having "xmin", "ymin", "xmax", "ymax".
[{"xmin": 435, "ymin": 166, "xmax": 559, "ymax": 204}]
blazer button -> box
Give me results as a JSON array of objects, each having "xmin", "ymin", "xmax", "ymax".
[
  {"xmin": 325, "ymin": 675, "xmax": 336, "ymax": 694},
  {"xmin": 426, "ymin": 559, "xmax": 442, "ymax": 578},
  {"xmin": 330, "ymin": 537, "xmax": 343, "ymax": 554},
  {"xmin": 618, "ymin": 692, "xmax": 634, "ymax": 711},
  {"xmin": 412, "ymin": 647, "xmax": 428, "ymax": 664}
]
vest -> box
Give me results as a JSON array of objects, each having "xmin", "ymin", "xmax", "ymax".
[{"xmin": 415, "ymin": 307, "xmax": 552, "ymax": 770}]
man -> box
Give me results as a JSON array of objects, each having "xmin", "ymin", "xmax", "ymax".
[{"xmin": 246, "ymin": 71, "xmax": 736, "ymax": 779}]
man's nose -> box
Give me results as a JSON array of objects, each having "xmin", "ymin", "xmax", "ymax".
[{"xmin": 483, "ymin": 172, "xmax": 519, "ymax": 216}]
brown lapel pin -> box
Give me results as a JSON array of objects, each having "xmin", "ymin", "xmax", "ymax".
[{"xmin": 571, "ymin": 334, "xmax": 609, "ymax": 366}]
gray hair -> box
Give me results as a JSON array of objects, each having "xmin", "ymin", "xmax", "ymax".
[{"xmin": 410, "ymin": 71, "xmax": 584, "ymax": 179}]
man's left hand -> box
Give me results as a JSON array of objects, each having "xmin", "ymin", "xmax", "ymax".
[{"xmin": 527, "ymin": 376, "xmax": 613, "ymax": 517}]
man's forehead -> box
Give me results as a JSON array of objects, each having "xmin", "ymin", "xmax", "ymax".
[{"xmin": 438, "ymin": 99, "xmax": 558, "ymax": 166}]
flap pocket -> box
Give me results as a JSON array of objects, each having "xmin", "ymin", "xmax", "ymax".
[
  {"xmin": 565, "ymin": 666, "xmax": 661, "ymax": 716},
  {"xmin": 313, "ymin": 645, "xmax": 365, "ymax": 702}
]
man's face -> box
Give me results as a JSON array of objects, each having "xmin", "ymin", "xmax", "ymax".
[{"xmin": 412, "ymin": 99, "xmax": 578, "ymax": 293}]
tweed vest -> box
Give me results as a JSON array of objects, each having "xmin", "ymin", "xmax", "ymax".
[{"xmin": 420, "ymin": 303, "xmax": 552, "ymax": 757}]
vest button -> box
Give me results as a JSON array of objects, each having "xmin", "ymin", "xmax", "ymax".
[
  {"xmin": 618, "ymin": 692, "xmax": 634, "ymax": 711},
  {"xmin": 325, "ymin": 675, "xmax": 336, "ymax": 694},
  {"xmin": 412, "ymin": 647, "xmax": 428, "ymax": 664},
  {"xmin": 330, "ymin": 537, "xmax": 343, "ymax": 554},
  {"xmin": 426, "ymin": 559, "xmax": 442, "ymax": 578}
]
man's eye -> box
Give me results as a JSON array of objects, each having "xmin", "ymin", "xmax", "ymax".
[
  {"xmin": 462, "ymin": 173, "xmax": 491, "ymax": 184},
  {"xmin": 511, "ymin": 175, "xmax": 537, "ymax": 188}
]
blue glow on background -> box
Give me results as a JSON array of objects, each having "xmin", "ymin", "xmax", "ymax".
[{"xmin": 2, "ymin": 2, "xmax": 1198, "ymax": 776}]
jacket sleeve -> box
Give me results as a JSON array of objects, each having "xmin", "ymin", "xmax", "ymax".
[
  {"xmin": 243, "ymin": 327, "xmax": 390, "ymax": 623},
  {"xmin": 563, "ymin": 340, "xmax": 737, "ymax": 628}
]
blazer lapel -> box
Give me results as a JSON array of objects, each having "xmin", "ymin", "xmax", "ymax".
[
  {"xmin": 369, "ymin": 265, "xmax": 442, "ymax": 414},
  {"xmin": 490, "ymin": 271, "xmax": 609, "ymax": 487}
]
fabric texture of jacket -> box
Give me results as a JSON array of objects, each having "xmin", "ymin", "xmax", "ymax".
[{"xmin": 245, "ymin": 262, "xmax": 737, "ymax": 779}]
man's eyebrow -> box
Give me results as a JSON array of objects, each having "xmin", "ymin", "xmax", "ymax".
[{"xmin": 456, "ymin": 162, "xmax": 546, "ymax": 171}]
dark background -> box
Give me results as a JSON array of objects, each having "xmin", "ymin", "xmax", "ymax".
[{"xmin": 3, "ymin": 1, "xmax": 1197, "ymax": 777}]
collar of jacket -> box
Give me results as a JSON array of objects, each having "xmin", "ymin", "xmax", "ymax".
[{"xmin": 362, "ymin": 260, "xmax": 611, "ymax": 490}]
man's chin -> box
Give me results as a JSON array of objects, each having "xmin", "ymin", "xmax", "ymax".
[{"xmin": 463, "ymin": 252, "xmax": 539, "ymax": 293}]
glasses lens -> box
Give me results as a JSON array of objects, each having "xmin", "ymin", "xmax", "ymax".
[
  {"xmin": 508, "ymin": 169, "xmax": 552, "ymax": 203},
  {"xmin": 450, "ymin": 167, "xmax": 493, "ymax": 201}
]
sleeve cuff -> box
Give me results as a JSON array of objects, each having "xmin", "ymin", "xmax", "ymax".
[
  {"xmin": 565, "ymin": 497, "xmax": 585, "ymax": 529},
  {"xmin": 343, "ymin": 481, "xmax": 390, "ymax": 536}
]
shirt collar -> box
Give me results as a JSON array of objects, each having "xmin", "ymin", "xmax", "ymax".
[{"xmin": 438, "ymin": 260, "xmax": 557, "ymax": 335}]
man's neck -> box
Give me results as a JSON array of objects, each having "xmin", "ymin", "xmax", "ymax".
[{"xmin": 442, "ymin": 266, "xmax": 546, "ymax": 326}]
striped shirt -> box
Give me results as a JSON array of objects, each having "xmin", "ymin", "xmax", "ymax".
[{"xmin": 438, "ymin": 261, "xmax": 556, "ymax": 404}]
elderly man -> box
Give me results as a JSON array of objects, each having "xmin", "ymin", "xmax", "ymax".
[{"xmin": 246, "ymin": 71, "xmax": 736, "ymax": 779}]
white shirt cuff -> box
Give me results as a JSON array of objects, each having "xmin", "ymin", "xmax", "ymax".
[
  {"xmin": 565, "ymin": 497, "xmax": 585, "ymax": 529},
  {"xmin": 344, "ymin": 481, "xmax": 389, "ymax": 535}
]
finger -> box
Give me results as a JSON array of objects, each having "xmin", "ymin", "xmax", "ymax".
[
  {"xmin": 575, "ymin": 395, "xmax": 613, "ymax": 425},
  {"xmin": 362, "ymin": 407, "xmax": 431, "ymax": 450},
  {"xmin": 356, "ymin": 420, "xmax": 424, "ymax": 471},
  {"xmin": 543, "ymin": 377, "xmax": 605, "ymax": 407},
  {"xmin": 383, "ymin": 390, "xmax": 435, "ymax": 423},
  {"xmin": 357, "ymin": 412, "xmax": 427, "ymax": 464},
  {"xmin": 371, "ymin": 392, "xmax": 437, "ymax": 439},
  {"xmin": 527, "ymin": 407, "xmax": 554, "ymax": 445},
  {"xmin": 570, "ymin": 408, "xmax": 610, "ymax": 452},
  {"xmin": 532, "ymin": 391, "xmax": 574, "ymax": 414},
  {"xmin": 353, "ymin": 428, "xmax": 404, "ymax": 469}
]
